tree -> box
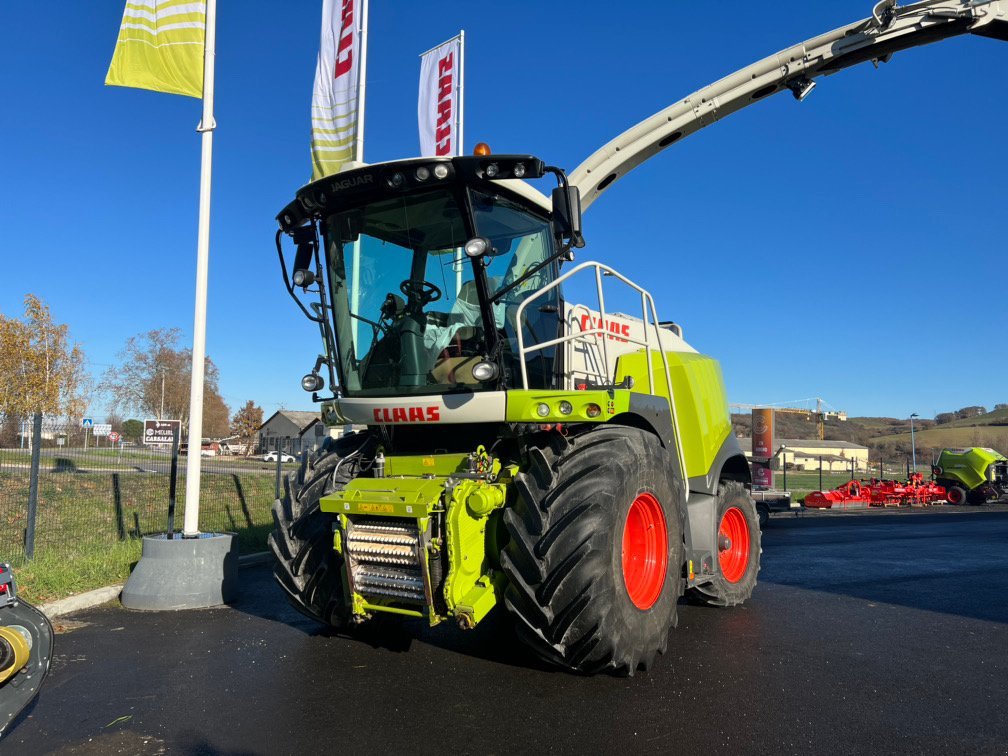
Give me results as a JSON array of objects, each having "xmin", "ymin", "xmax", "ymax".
[
  {"xmin": 0, "ymin": 294, "xmax": 88, "ymax": 421},
  {"xmin": 230, "ymin": 401, "xmax": 264, "ymax": 456},
  {"xmin": 100, "ymin": 328, "xmax": 230, "ymax": 437},
  {"xmin": 955, "ymin": 405, "xmax": 987, "ymax": 420},
  {"xmin": 121, "ymin": 418, "xmax": 144, "ymax": 443}
]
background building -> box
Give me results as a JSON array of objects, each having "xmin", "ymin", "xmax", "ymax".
[
  {"xmin": 257, "ymin": 411, "xmax": 320, "ymax": 456},
  {"xmin": 740, "ymin": 437, "xmax": 869, "ymax": 472}
]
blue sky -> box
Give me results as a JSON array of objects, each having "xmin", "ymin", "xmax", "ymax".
[{"xmin": 1, "ymin": 2, "xmax": 1005, "ymax": 421}]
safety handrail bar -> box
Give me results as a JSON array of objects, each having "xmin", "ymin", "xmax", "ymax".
[{"xmin": 513, "ymin": 260, "xmax": 689, "ymax": 498}]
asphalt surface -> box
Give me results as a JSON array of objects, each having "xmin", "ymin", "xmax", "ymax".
[{"xmin": 8, "ymin": 506, "xmax": 1008, "ymax": 755}]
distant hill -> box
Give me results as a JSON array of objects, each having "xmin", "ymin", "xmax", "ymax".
[
  {"xmin": 731, "ymin": 406, "xmax": 1007, "ymax": 459},
  {"xmin": 938, "ymin": 406, "xmax": 1008, "ymax": 429}
]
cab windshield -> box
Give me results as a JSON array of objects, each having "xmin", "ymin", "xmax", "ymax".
[{"xmin": 324, "ymin": 188, "xmax": 559, "ymax": 396}]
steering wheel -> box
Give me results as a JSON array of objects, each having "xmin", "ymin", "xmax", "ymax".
[{"xmin": 399, "ymin": 278, "xmax": 442, "ymax": 306}]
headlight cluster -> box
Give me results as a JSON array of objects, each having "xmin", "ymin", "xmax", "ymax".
[
  {"xmin": 476, "ymin": 156, "xmax": 545, "ymax": 181},
  {"xmin": 386, "ymin": 161, "xmax": 454, "ymax": 189},
  {"xmin": 534, "ymin": 400, "xmax": 603, "ymax": 419}
]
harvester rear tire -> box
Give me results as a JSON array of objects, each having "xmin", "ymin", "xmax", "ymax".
[
  {"xmin": 268, "ymin": 432, "xmax": 373, "ymax": 628},
  {"xmin": 967, "ymin": 488, "xmax": 988, "ymax": 506},
  {"xmin": 688, "ymin": 481, "xmax": 761, "ymax": 607},
  {"xmin": 500, "ymin": 426, "xmax": 684, "ymax": 676},
  {"xmin": 946, "ymin": 486, "xmax": 967, "ymax": 506}
]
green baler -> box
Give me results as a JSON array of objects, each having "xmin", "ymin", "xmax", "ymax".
[{"xmin": 934, "ymin": 448, "xmax": 1008, "ymax": 505}]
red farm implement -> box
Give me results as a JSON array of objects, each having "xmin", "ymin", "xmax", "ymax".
[{"xmin": 804, "ymin": 474, "xmax": 947, "ymax": 509}]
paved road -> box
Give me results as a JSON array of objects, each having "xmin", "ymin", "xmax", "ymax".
[{"xmin": 9, "ymin": 509, "xmax": 1008, "ymax": 755}]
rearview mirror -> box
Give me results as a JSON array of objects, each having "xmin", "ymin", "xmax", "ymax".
[
  {"xmin": 551, "ymin": 185, "xmax": 585, "ymax": 248},
  {"xmin": 334, "ymin": 211, "xmax": 363, "ymax": 243}
]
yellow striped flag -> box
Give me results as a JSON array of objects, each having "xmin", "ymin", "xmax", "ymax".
[
  {"xmin": 311, "ymin": 0, "xmax": 365, "ymax": 179},
  {"xmin": 105, "ymin": 1, "xmax": 207, "ymax": 99}
]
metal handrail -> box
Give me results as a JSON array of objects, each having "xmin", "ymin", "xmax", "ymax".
[{"xmin": 513, "ymin": 261, "xmax": 689, "ymax": 498}]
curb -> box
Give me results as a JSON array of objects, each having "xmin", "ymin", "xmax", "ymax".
[
  {"xmin": 36, "ymin": 551, "xmax": 273, "ymax": 619},
  {"xmin": 39, "ymin": 585, "xmax": 123, "ymax": 619}
]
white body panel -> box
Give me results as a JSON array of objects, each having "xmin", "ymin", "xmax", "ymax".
[
  {"xmin": 564, "ymin": 303, "xmax": 695, "ymax": 390},
  {"xmin": 332, "ymin": 390, "xmax": 507, "ymax": 425}
]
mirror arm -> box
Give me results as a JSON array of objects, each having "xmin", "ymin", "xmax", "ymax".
[{"xmin": 277, "ymin": 229, "xmax": 323, "ymax": 323}]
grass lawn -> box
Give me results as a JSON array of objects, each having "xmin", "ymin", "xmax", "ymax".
[
  {"xmin": 872, "ymin": 425, "xmax": 1008, "ymax": 452},
  {"xmin": 0, "ymin": 446, "xmax": 296, "ymax": 473},
  {"xmin": 0, "ymin": 469, "xmax": 278, "ymax": 604}
]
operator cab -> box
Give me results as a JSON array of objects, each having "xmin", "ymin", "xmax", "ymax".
[{"xmin": 277, "ymin": 155, "xmax": 584, "ymax": 400}]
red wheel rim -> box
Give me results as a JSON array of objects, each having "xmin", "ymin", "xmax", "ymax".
[
  {"xmin": 718, "ymin": 507, "xmax": 750, "ymax": 584},
  {"xmin": 621, "ymin": 492, "xmax": 668, "ymax": 610}
]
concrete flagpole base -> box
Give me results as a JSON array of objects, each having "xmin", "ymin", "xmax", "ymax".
[{"xmin": 121, "ymin": 533, "xmax": 238, "ymax": 611}]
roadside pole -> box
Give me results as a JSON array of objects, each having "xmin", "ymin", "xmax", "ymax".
[
  {"xmin": 25, "ymin": 413, "xmax": 43, "ymax": 561},
  {"xmin": 167, "ymin": 425, "xmax": 180, "ymax": 539},
  {"xmin": 120, "ymin": 0, "xmax": 238, "ymax": 611},
  {"xmin": 275, "ymin": 443, "xmax": 283, "ymax": 499}
]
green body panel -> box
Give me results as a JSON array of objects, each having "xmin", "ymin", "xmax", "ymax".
[
  {"xmin": 323, "ymin": 477, "xmax": 444, "ymax": 518},
  {"xmin": 320, "ymin": 450, "xmax": 511, "ymax": 626},
  {"xmin": 505, "ymin": 388, "xmax": 631, "ymax": 423},
  {"xmin": 936, "ymin": 447, "xmax": 1008, "ymax": 491},
  {"xmin": 443, "ymin": 477, "xmax": 510, "ymax": 625},
  {"xmin": 614, "ymin": 350, "xmax": 731, "ymax": 480},
  {"xmin": 384, "ymin": 453, "xmax": 469, "ymax": 477}
]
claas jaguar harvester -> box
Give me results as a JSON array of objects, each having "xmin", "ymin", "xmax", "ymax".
[{"xmin": 270, "ymin": 1, "xmax": 1008, "ymax": 674}]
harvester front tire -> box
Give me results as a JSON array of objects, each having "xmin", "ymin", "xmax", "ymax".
[
  {"xmin": 268, "ymin": 432, "xmax": 372, "ymax": 628},
  {"xmin": 500, "ymin": 426, "xmax": 684, "ymax": 676},
  {"xmin": 688, "ymin": 481, "xmax": 761, "ymax": 607}
]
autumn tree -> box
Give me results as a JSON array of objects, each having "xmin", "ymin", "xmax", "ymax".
[
  {"xmin": 101, "ymin": 328, "xmax": 230, "ymax": 437},
  {"xmin": 230, "ymin": 401, "xmax": 264, "ymax": 456},
  {"xmin": 0, "ymin": 294, "xmax": 89, "ymax": 422}
]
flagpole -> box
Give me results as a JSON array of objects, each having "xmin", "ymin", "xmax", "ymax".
[
  {"xmin": 456, "ymin": 30, "xmax": 465, "ymax": 297},
  {"xmin": 458, "ymin": 30, "xmax": 465, "ymax": 156},
  {"xmin": 356, "ymin": 0, "xmax": 369, "ymax": 164},
  {"xmin": 349, "ymin": 0, "xmax": 368, "ymax": 350},
  {"xmin": 182, "ymin": 0, "xmax": 216, "ymax": 538}
]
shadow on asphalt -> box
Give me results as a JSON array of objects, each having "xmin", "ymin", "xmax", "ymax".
[
  {"xmin": 228, "ymin": 561, "xmax": 557, "ymax": 674},
  {"xmin": 230, "ymin": 507, "xmax": 1008, "ymax": 675},
  {"xmin": 758, "ymin": 509, "xmax": 1008, "ymax": 624}
]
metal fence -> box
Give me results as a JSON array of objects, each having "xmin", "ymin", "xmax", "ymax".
[{"xmin": 0, "ymin": 416, "xmax": 291, "ymax": 567}]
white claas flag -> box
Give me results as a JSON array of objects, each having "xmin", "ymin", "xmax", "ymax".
[
  {"xmin": 311, "ymin": 0, "xmax": 364, "ymax": 180},
  {"xmin": 418, "ymin": 36, "xmax": 462, "ymax": 157}
]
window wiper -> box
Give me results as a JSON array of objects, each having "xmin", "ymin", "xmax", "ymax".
[{"xmin": 490, "ymin": 243, "xmax": 571, "ymax": 304}]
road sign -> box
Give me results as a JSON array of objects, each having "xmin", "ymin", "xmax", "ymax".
[
  {"xmin": 92, "ymin": 423, "xmax": 112, "ymax": 438},
  {"xmin": 108, "ymin": 431, "xmax": 121, "ymax": 443},
  {"xmin": 81, "ymin": 417, "xmax": 93, "ymax": 428},
  {"xmin": 144, "ymin": 419, "xmax": 181, "ymax": 447}
]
